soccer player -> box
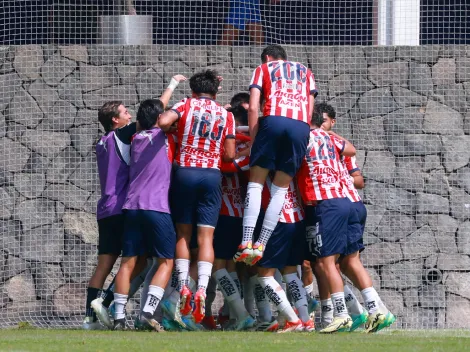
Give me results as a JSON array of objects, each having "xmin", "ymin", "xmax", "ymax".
[
  {"xmin": 225, "ymin": 92, "xmax": 250, "ymax": 111},
  {"xmin": 297, "ymin": 108, "xmax": 356, "ymax": 333},
  {"xmin": 318, "ymin": 103, "xmax": 396, "ymax": 333},
  {"xmin": 159, "ymin": 70, "xmax": 236, "ymax": 324},
  {"xmin": 235, "ymin": 44, "xmax": 317, "ymax": 265},
  {"xmin": 112, "ymin": 99, "xmax": 177, "ymax": 331}
]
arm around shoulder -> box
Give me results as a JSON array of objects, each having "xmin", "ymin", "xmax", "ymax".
[{"xmin": 159, "ymin": 110, "xmax": 179, "ymax": 132}]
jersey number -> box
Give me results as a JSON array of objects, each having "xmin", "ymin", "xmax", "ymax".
[
  {"xmin": 190, "ymin": 112, "xmax": 224, "ymax": 141},
  {"xmin": 269, "ymin": 61, "xmax": 307, "ymax": 83},
  {"xmin": 309, "ymin": 135, "xmax": 336, "ymax": 161}
]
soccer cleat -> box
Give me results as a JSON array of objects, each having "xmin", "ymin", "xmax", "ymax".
[
  {"xmin": 138, "ymin": 312, "xmax": 165, "ymax": 332},
  {"xmin": 221, "ymin": 318, "xmax": 238, "ymax": 331},
  {"xmin": 350, "ymin": 310, "xmax": 368, "ymax": 332},
  {"xmin": 182, "ymin": 314, "xmax": 201, "ymax": 331},
  {"xmin": 161, "ymin": 299, "xmax": 187, "ymax": 330},
  {"xmin": 364, "ymin": 311, "xmax": 386, "ymax": 333},
  {"xmin": 113, "ymin": 318, "xmax": 127, "ymax": 331},
  {"xmin": 376, "ymin": 311, "xmax": 396, "ymax": 332},
  {"xmin": 162, "ymin": 317, "xmax": 184, "ymax": 331},
  {"xmin": 179, "ymin": 285, "xmax": 193, "ymax": 316},
  {"xmin": 255, "ymin": 317, "xmax": 279, "ymax": 332},
  {"xmin": 235, "ymin": 315, "xmax": 256, "ymax": 331},
  {"xmin": 233, "ymin": 242, "xmax": 253, "ymax": 263},
  {"xmin": 319, "ymin": 316, "xmax": 353, "ymax": 333},
  {"xmin": 248, "ymin": 243, "xmax": 264, "ymax": 265},
  {"xmin": 82, "ymin": 317, "xmax": 106, "ymax": 330},
  {"xmin": 307, "ymin": 297, "xmax": 320, "ymax": 315},
  {"xmin": 91, "ymin": 297, "xmax": 113, "ymax": 329},
  {"xmin": 217, "ymin": 306, "xmax": 229, "ymax": 326},
  {"xmin": 302, "ymin": 319, "xmax": 316, "ymax": 332},
  {"xmin": 277, "ymin": 320, "xmax": 304, "ymax": 333},
  {"xmin": 201, "ymin": 315, "xmax": 217, "ymax": 330},
  {"xmin": 192, "ymin": 289, "xmax": 206, "ymax": 324}
]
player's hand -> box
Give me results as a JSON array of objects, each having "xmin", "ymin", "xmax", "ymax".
[
  {"xmin": 172, "ymin": 74, "xmax": 187, "ymax": 83},
  {"xmin": 217, "ymin": 76, "xmax": 223, "ymax": 91},
  {"xmin": 128, "ymin": 7, "xmax": 137, "ymax": 15},
  {"xmin": 224, "ymin": 103, "xmax": 232, "ymax": 109}
]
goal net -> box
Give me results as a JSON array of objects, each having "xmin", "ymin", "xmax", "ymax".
[{"xmin": 0, "ymin": 0, "xmax": 469, "ymax": 329}]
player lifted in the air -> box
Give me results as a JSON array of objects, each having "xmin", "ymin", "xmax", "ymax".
[
  {"xmin": 234, "ymin": 44, "xmax": 317, "ymax": 265},
  {"xmin": 159, "ymin": 70, "xmax": 236, "ymax": 325}
]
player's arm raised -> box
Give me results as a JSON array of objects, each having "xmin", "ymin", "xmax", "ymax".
[
  {"xmin": 159, "ymin": 74, "xmax": 187, "ymax": 108},
  {"xmin": 158, "ymin": 109, "xmax": 179, "ymax": 132}
]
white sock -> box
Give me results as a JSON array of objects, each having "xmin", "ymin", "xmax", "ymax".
[
  {"xmin": 344, "ymin": 285, "xmax": 364, "ymax": 316},
  {"xmin": 361, "ymin": 287, "xmax": 380, "ymax": 314},
  {"xmin": 113, "ymin": 293, "xmax": 128, "ymax": 320},
  {"xmin": 254, "ymin": 277, "xmax": 272, "ymax": 322},
  {"xmin": 142, "ymin": 285, "xmax": 164, "ymax": 315},
  {"xmin": 189, "ymin": 276, "xmax": 197, "ymax": 292},
  {"xmin": 321, "ymin": 299, "xmax": 334, "ymax": 325},
  {"xmin": 258, "ymin": 276, "xmax": 298, "ymax": 323},
  {"xmin": 175, "ymin": 258, "xmax": 190, "ymax": 291},
  {"xmin": 140, "ymin": 259, "xmax": 159, "ymax": 313},
  {"xmin": 229, "ymin": 271, "xmax": 243, "ymax": 299},
  {"xmin": 214, "ymin": 269, "xmax": 248, "ymax": 320},
  {"xmin": 242, "ymin": 182, "xmax": 264, "ymax": 244},
  {"xmin": 331, "ymin": 292, "xmax": 349, "ymax": 318},
  {"xmin": 197, "ymin": 261, "xmax": 213, "ymax": 294},
  {"xmin": 255, "ymin": 184, "xmax": 288, "ymax": 247},
  {"xmin": 244, "ymin": 276, "xmax": 256, "ymax": 317},
  {"xmin": 284, "ymin": 273, "xmax": 309, "ymax": 323},
  {"xmin": 304, "ymin": 282, "xmax": 314, "ymax": 297}
]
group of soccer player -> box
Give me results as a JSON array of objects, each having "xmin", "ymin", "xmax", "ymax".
[{"xmin": 82, "ymin": 44, "xmax": 396, "ymax": 334}]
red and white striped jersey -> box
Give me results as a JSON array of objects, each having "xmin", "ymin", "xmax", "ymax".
[
  {"xmin": 262, "ymin": 176, "xmax": 304, "ymax": 223},
  {"xmin": 297, "ymin": 129, "xmax": 346, "ymax": 203},
  {"xmin": 172, "ymin": 97, "xmax": 235, "ymax": 169},
  {"xmin": 219, "ymin": 138, "xmax": 251, "ymax": 218},
  {"xmin": 339, "ymin": 156, "xmax": 361, "ymax": 202},
  {"xmin": 249, "ymin": 60, "xmax": 317, "ymax": 124}
]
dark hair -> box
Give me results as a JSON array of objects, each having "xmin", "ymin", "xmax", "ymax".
[
  {"xmin": 189, "ymin": 69, "xmax": 219, "ymax": 97},
  {"xmin": 137, "ymin": 99, "xmax": 164, "ymax": 130},
  {"xmin": 261, "ymin": 44, "xmax": 287, "ymax": 63},
  {"xmin": 230, "ymin": 92, "xmax": 250, "ymax": 109},
  {"xmin": 315, "ymin": 102, "xmax": 336, "ymax": 120},
  {"xmin": 229, "ymin": 105, "xmax": 248, "ymax": 126},
  {"xmin": 98, "ymin": 101, "xmax": 123, "ymax": 133}
]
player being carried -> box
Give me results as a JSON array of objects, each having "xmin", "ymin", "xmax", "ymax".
[{"xmin": 234, "ymin": 44, "xmax": 317, "ymax": 265}]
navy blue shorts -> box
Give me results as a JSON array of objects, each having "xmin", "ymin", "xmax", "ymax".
[
  {"xmin": 171, "ymin": 167, "xmax": 222, "ymax": 228},
  {"xmin": 249, "ymin": 115, "xmax": 310, "ymax": 177},
  {"xmin": 122, "ymin": 210, "xmax": 176, "ymax": 259},
  {"xmin": 214, "ymin": 215, "xmax": 243, "ymax": 260},
  {"xmin": 343, "ymin": 201, "xmax": 367, "ymax": 256},
  {"xmin": 97, "ymin": 214, "xmax": 125, "ymax": 255},
  {"xmin": 258, "ymin": 221, "xmax": 306, "ymax": 269},
  {"xmin": 304, "ymin": 198, "xmax": 351, "ymax": 259}
]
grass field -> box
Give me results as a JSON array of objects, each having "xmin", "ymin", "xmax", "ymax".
[{"xmin": 0, "ymin": 330, "xmax": 469, "ymax": 352}]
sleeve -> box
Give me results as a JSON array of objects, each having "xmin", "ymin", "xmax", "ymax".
[
  {"xmin": 332, "ymin": 135, "xmax": 346, "ymax": 155},
  {"xmin": 114, "ymin": 122, "xmax": 137, "ymax": 144},
  {"xmin": 166, "ymin": 133, "xmax": 177, "ymax": 163},
  {"xmin": 344, "ymin": 156, "xmax": 360, "ymax": 174},
  {"xmin": 223, "ymin": 112, "xmax": 236, "ymax": 139},
  {"xmin": 170, "ymin": 98, "xmax": 188, "ymax": 119},
  {"xmin": 307, "ymin": 70, "xmax": 318, "ymax": 97},
  {"xmin": 249, "ymin": 65, "xmax": 264, "ymax": 91}
]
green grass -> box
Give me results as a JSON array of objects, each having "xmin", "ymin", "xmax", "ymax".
[{"xmin": 0, "ymin": 330, "xmax": 469, "ymax": 352}]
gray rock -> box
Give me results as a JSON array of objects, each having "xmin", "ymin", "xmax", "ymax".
[
  {"xmin": 328, "ymin": 74, "xmax": 351, "ymax": 97},
  {"xmin": 306, "ymin": 46, "xmax": 335, "ymax": 82},
  {"xmin": 416, "ymin": 192, "xmax": 450, "ymax": 214},
  {"xmin": 0, "ymin": 187, "xmax": 11, "ymax": 219},
  {"xmin": 361, "ymin": 242, "xmax": 403, "ymax": 266},
  {"xmin": 357, "ymin": 87, "xmax": 399, "ymax": 118},
  {"xmin": 14, "ymin": 198, "xmax": 56, "ymax": 231},
  {"xmin": 59, "ymin": 45, "xmax": 88, "ymax": 63},
  {"xmin": 37, "ymin": 99, "xmax": 78, "ymax": 132},
  {"xmin": 7, "ymin": 88, "xmax": 43, "ymax": 129},
  {"xmin": 139, "ymin": 45, "xmax": 160, "ymax": 65},
  {"xmin": 284, "ymin": 45, "xmax": 309, "ymax": 66},
  {"xmin": 327, "ymin": 94, "xmax": 359, "ymax": 118},
  {"xmin": 355, "ymin": 150, "xmax": 365, "ymax": 170},
  {"xmin": 135, "ymin": 67, "xmax": 164, "ymax": 101},
  {"xmin": 122, "ymin": 45, "xmax": 145, "ymax": 65},
  {"xmin": 435, "ymin": 83, "xmax": 467, "ymax": 114},
  {"xmin": 401, "ymin": 225, "xmax": 438, "ymax": 259},
  {"xmin": 446, "ymin": 294, "xmax": 470, "ymax": 328},
  {"xmin": 381, "ymin": 259, "xmax": 424, "ymax": 289},
  {"xmin": 351, "ymin": 116, "xmax": 386, "ymax": 151},
  {"xmin": 449, "ymin": 187, "xmax": 470, "ymax": 221},
  {"xmin": 424, "ymin": 154, "xmax": 442, "ymax": 171},
  {"xmin": 13, "ymin": 45, "xmax": 44, "ymax": 81},
  {"xmin": 13, "ymin": 173, "xmax": 45, "ymax": 198},
  {"xmin": 62, "ymin": 242, "xmax": 96, "ymax": 283},
  {"xmin": 158, "ymin": 44, "xmax": 184, "ymax": 63},
  {"xmin": 436, "ymin": 253, "xmax": 470, "ymax": 271},
  {"xmin": 425, "ymin": 169, "xmax": 449, "ymax": 196},
  {"xmin": 83, "ymin": 192, "xmax": 99, "ymax": 215},
  {"xmin": 31, "ymin": 263, "xmax": 65, "ymax": 300},
  {"xmin": 378, "ymin": 289, "xmax": 405, "ymax": 315},
  {"xmin": 0, "ymin": 220, "xmax": 21, "ymax": 256},
  {"xmin": 375, "ymin": 211, "xmax": 417, "ymax": 242},
  {"xmin": 363, "ymin": 205, "xmax": 385, "ymax": 235},
  {"xmin": 87, "ymin": 45, "xmax": 123, "ymax": 65},
  {"xmin": 432, "ymin": 58, "xmax": 456, "ymax": 86},
  {"xmin": 42, "ymin": 44, "xmax": 58, "ymax": 61},
  {"xmin": 63, "ymin": 211, "xmax": 98, "ymax": 244},
  {"xmin": 41, "ymin": 55, "xmax": 76, "ymax": 87},
  {"xmin": 464, "ymin": 111, "xmax": 470, "ymax": 135},
  {"xmin": 457, "ymin": 221, "xmax": 470, "ymax": 254},
  {"xmin": 363, "ymin": 46, "xmax": 396, "ymax": 64},
  {"xmin": 21, "ymin": 223, "xmax": 64, "ymax": 263},
  {"xmin": 0, "ymin": 254, "xmax": 27, "ymax": 282},
  {"xmin": 79, "ymin": 63, "xmax": 120, "ymax": 93},
  {"xmin": 163, "ymin": 61, "xmax": 193, "ymax": 84},
  {"xmin": 349, "ymin": 75, "xmax": 375, "ymax": 95},
  {"xmin": 69, "ymin": 125, "xmax": 100, "ymax": 157},
  {"xmin": 57, "ymin": 75, "xmax": 85, "ymax": 109},
  {"xmin": 74, "ymin": 109, "xmax": 97, "ymax": 127},
  {"xmin": 366, "ymin": 267, "xmax": 381, "ymax": 289},
  {"xmin": 68, "ymin": 155, "xmax": 99, "ymax": 193},
  {"xmin": 386, "ymin": 133, "xmax": 442, "ymax": 157},
  {"xmin": 4, "ymin": 273, "xmax": 36, "ymax": 302},
  {"xmin": 402, "ymin": 288, "xmax": 420, "ymax": 308},
  {"xmin": 6, "ymin": 121, "xmax": 27, "ymax": 141},
  {"xmin": 409, "ymin": 63, "xmax": 433, "ymax": 96},
  {"xmin": 436, "ymin": 231, "xmax": 459, "ymax": 254},
  {"xmin": 335, "ymin": 47, "xmax": 367, "ymax": 75},
  {"xmin": 27, "ymin": 79, "xmax": 60, "ymax": 112},
  {"xmin": 233, "ymin": 67, "xmax": 254, "ymax": 93},
  {"xmin": 83, "ymin": 85, "xmax": 138, "ymax": 110},
  {"xmin": 393, "ymin": 157, "xmax": 425, "ymax": 192},
  {"xmin": 464, "ymin": 81, "xmax": 470, "ymax": 102},
  {"xmin": 43, "ymin": 183, "xmax": 90, "ymax": 210},
  {"xmin": 0, "ymin": 112, "xmax": 5, "ymax": 138},
  {"xmin": 400, "ymin": 308, "xmax": 437, "ymax": 329},
  {"xmin": 207, "ymin": 45, "xmax": 231, "ymax": 65},
  {"xmin": 0, "ymin": 138, "xmax": 30, "ymax": 172},
  {"xmin": 23, "ymin": 152, "xmax": 50, "ymax": 173},
  {"xmin": 441, "ymin": 135, "xmax": 470, "ymax": 172},
  {"xmin": 53, "ymin": 283, "xmax": 85, "ymax": 317},
  {"xmin": 181, "ymin": 46, "xmax": 208, "ymax": 69},
  {"xmin": 365, "ymin": 182, "xmax": 417, "ymax": 214},
  {"xmin": 368, "ymin": 61, "xmax": 408, "ymax": 88},
  {"xmin": 330, "ymin": 115, "xmax": 352, "ymax": 143},
  {"xmin": 423, "ymin": 100, "xmax": 463, "ymax": 135},
  {"xmin": 391, "ymin": 86, "xmax": 427, "ymax": 108},
  {"xmin": 46, "ymin": 147, "xmax": 82, "ymax": 183},
  {"xmin": 396, "ymin": 46, "xmax": 440, "ymax": 64},
  {"xmin": 116, "ymin": 65, "xmax": 139, "ymax": 85},
  {"xmin": 444, "ymin": 272, "xmax": 470, "ymax": 299},
  {"xmin": 0, "ymin": 61, "xmax": 14, "ymax": 74},
  {"xmin": 362, "ymin": 152, "xmax": 395, "ymax": 183},
  {"xmin": 440, "ymin": 45, "xmax": 467, "ymax": 58},
  {"xmin": 21, "ymin": 130, "xmax": 70, "ymax": 158}
]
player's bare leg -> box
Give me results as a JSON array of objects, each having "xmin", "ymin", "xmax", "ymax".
[{"xmin": 218, "ymin": 24, "xmax": 240, "ymax": 46}]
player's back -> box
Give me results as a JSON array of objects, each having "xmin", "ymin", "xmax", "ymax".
[{"xmin": 174, "ymin": 97, "xmax": 235, "ymax": 169}]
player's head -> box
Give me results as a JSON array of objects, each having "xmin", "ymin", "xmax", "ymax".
[
  {"xmin": 261, "ymin": 44, "xmax": 287, "ymax": 63},
  {"xmin": 315, "ymin": 103, "xmax": 336, "ymax": 131},
  {"xmin": 189, "ymin": 69, "xmax": 219, "ymax": 98},
  {"xmin": 137, "ymin": 99, "xmax": 164, "ymax": 130},
  {"xmin": 230, "ymin": 92, "xmax": 250, "ymax": 110},
  {"xmin": 229, "ymin": 105, "xmax": 248, "ymax": 127},
  {"xmin": 98, "ymin": 101, "xmax": 131, "ymax": 133}
]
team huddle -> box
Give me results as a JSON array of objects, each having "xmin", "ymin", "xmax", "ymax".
[{"xmin": 83, "ymin": 44, "xmax": 396, "ymax": 334}]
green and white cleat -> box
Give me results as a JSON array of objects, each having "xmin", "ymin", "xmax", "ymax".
[
  {"xmin": 235, "ymin": 315, "xmax": 256, "ymax": 331},
  {"xmin": 82, "ymin": 316, "xmax": 106, "ymax": 330},
  {"xmin": 162, "ymin": 317, "xmax": 184, "ymax": 331},
  {"xmin": 182, "ymin": 314, "xmax": 201, "ymax": 331},
  {"xmin": 319, "ymin": 316, "xmax": 352, "ymax": 333},
  {"xmin": 350, "ymin": 310, "xmax": 368, "ymax": 332},
  {"xmin": 364, "ymin": 311, "xmax": 386, "ymax": 333},
  {"xmin": 91, "ymin": 297, "xmax": 113, "ymax": 329},
  {"xmin": 138, "ymin": 312, "xmax": 165, "ymax": 332},
  {"xmin": 161, "ymin": 299, "xmax": 187, "ymax": 330},
  {"xmin": 376, "ymin": 311, "xmax": 396, "ymax": 332}
]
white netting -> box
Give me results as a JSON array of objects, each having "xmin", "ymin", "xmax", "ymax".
[{"xmin": 0, "ymin": 0, "xmax": 469, "ymax": 329}]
